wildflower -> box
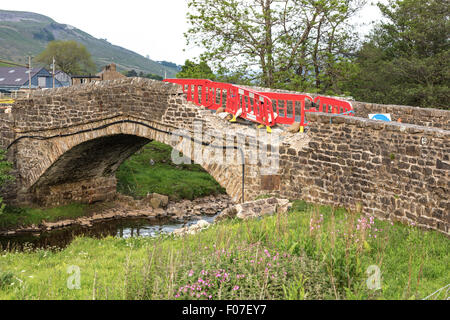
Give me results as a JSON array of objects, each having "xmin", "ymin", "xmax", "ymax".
[
  {"xmin": 233, "ymin": 286, "xmax": 240, "ymax": 291},
  {"xmin": 188, "ymin": 270, "xmax": 194, "ymax": 277}
]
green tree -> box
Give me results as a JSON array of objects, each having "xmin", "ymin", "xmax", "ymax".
[
  {"xmin": 176, "ymin": 59, "xmax": 216, "ymax": 80},
  {"xmin": 145, "ymin": 73, "xmax": 164, "ymax": 81},
  {"xmin": 350, "ymin": 0, "xmax": 449, "ymax": 109},
  {"xmin": 0, "ymin": 149, "xmax": 13, "ymax": 215},
  {"xmin": 124, "ymin": 69, "xmax": 138, "ymax": 77},
  {"xmin": 36, "ymin": 40, "xmax": 97, "ymax": 75},
  {"xmin": 185, "ymin": 0, "xmax": 364, "ymax": 92}
]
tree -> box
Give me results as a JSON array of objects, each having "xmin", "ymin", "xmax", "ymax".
[
  {"xmin": 36, "ymin": 40, "xmax": 96, "ymax": 75},
  {"xmin": 123, "ymin": 69, "xmax": 163, "ymax": 80},
  {"xmin": 176, "ymin": 59, "xmax": 216, "ymax": 80},
  {"xmin": 145, "ymin": 73, "xmax": 164, "ymax": 81},
  {"xmin": 124, "ymin": 69, "xmax": 138, "ymax": 77},
  {"xmin": 185, "ymin": 0, "xmax": 364, "ymax": 92},
  {"xmin": 350, "ymin": 0, "xmax": 449, "ymax": 109}
]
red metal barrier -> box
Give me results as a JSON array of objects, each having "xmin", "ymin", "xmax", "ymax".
[
  {"xmin": 164, "ymin": 79, "xmax": 276, "ymax": 129},
  {"xmin": 257, "ymin": 92, "xmax": 314, "ymax": 127},
  {"xmin": 164, "ymin": 79, "xmax": 354, "ymax": 131},
  {"xmin": 313, "ymin": 96, "xmax": 353, "ymax": 115},
  {"xmin": 163, "ymin": 79, "xmax": 211, "ymax": 106},
  {"xmin": 229, "ymin": 86, "xmax": 275, "ymax": 128}
]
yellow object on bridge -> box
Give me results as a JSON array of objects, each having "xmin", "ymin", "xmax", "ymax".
[{"xmin": 0, "ymin": 99, "xmax": 15, "ymax": 104}]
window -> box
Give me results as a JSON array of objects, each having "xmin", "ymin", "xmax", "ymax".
[{"xmin": 38, "ymin": 77, "xmax": 46, "ymax": 87}]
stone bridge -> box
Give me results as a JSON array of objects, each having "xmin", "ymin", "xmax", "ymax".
[{"xmin": 0, "ymin": 78, "xmax": 448, "ymax": 235}]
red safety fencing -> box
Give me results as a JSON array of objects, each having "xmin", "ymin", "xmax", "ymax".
[
  {"xmin": 164, "ymin": 79, "xmax": 276, "ymax": 127},
  {"xmin": 312, "ymin": 96, "xmax": 354, "ymax": 116},
  {"xmin": 256, "ymin": 92, "xmax": 314, "ymax": 127},
  {"xmin": 163, "ymin": 79, "xmax": 354, "ymax": 129}
]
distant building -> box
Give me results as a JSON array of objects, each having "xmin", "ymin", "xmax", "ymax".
[
  {"xmin": 96, "ymin": 63, "xmax": 126, "ymax": 81},
  {"xmin": 55, "ymin": 70, "xmax": 71, "ymax": 87},
  {"xmin": 71, "ymin": 75, "xmax": 101, "ymax": 86},
  {"xmin": 0, "ymin": 67, "xmax": 65, "ymax": 92},
  {"xmin": 71, "ymin": 64, "xmax": 125, "ymax": 86}
]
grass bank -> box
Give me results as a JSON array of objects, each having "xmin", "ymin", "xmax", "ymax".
[
  {"xmin": 0, "ymin": 201, "xmax": 448, "ymax": 300},
  {"xmin": 0, "ymin": 203, "xmax": 92, "ymax": 230},
  {"xmin": 116, "ymin": 141, "xmax": 226, "ymax": 201}
]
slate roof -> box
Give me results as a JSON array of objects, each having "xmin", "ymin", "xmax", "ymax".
[{"xmin": 0, "ymin": 67, "xmax": 43, "ymax": 86}]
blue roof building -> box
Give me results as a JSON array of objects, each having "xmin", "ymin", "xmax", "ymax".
[{"xmin": 0, "ymin": 67, "xmax": 66, "ymax": 92}]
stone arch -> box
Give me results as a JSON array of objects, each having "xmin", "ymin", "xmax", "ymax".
[{"xmin": 14, "ymin": 117, "xmax": 244, "ymax": 207}]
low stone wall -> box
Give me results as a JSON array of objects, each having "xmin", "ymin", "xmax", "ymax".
[
  {"xmin": 271, "ymin": 113, "xmax": 449, "ymax": 235},
  {"xmin": 352, "ymin": 102, "xmax": 450, "ymax": 130},
  {"xmin": 32, "ymin": 176, "xmax": 117, "ymax": 207},
  {"xmin": 11, "ymin": 78, "xmax": 181, "ymax": 133},
  {"xmin": 244, "ymin": 85, "xmax": 450, "ymax": 129}
]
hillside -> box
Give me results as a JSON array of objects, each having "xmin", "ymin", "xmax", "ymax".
[{"xmin": 0, "ymin": 10, "xmax": 180, "ymax": 77}]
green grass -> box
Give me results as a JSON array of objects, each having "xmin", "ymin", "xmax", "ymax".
[
  {"xmin": 0, "ymin": 203, "xmax": 92, "ymax": 230},
  {"xmin": 0, "ymin": 202, "xmax": 448, "ymax": 300},
  {"xmin": 116, "ymin": 141, "xmax": 226, "ymax": 201}
]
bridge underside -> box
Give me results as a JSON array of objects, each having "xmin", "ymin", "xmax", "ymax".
[{"xmin": 31, "ymin": 134, "xmax": 150, "ymax": 207}]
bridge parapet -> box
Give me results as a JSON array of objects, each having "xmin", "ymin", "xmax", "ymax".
[
  {"xmin": 11, "ymin": 78, "xmax": 182, "ymax": 133},
  {"xmin": 244, "ymin": 85, "xmax": 450, "ymax": 129}
]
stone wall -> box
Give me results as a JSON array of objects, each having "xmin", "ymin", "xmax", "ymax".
[
  {"xmin": 245, "ymin": 85, "xmax": 450, "ymax": 129},
  {"xmin": 270, "ymin": 113, "xmax": 449, "ymax": 235},
  {"xmin": 352, "ymin": 102, "xmax": 449, "ymax": 130},
  {"xmin": 0, "ymin": 113, "xmax": 14, "ymax": 150},
  {"xmin": 12, "ymin": 77, "xmax": 181, "ymax": 133},
  {"xmin": 33, "ymin": 176, "xmax": 117, "ymax": 207}
]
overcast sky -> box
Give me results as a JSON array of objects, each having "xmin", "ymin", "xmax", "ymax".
[{"xmin": 1, "ymin": 0, "xmax": 386, "ymax": 65}]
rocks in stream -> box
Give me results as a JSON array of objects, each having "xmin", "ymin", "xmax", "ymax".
[
  {"xmin": 173, "ymin": 220, "xmax": 211, "ymax": 237},
  {"xmin": 216, "ymin": 198, "xmax": 292, "ymax": 222},
  {"xmin": 147, "ymin": 193, "xmax": 169, "ymax": 209},
  {"xmin": 0, "ymin": 194, "xmax": 233, "ymax": 236},
  {"xmin": 0, "ymin": 196, "xmax": 292, "ymax": 237},
  {"xmin": 172, "ymin": 198, "xmax": 293, "ymax": 237},
  {"xmin": 166, "ymin": 194, "xmax": 232, "ymax": 219}
]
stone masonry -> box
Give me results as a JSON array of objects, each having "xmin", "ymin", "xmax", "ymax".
[{"xmin": 0, "ymin": 78, "xmax": 448, "ymax": 235}]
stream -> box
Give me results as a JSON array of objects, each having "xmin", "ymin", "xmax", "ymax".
[{"xmin": 0, "ymin": 214, "xmax": 218, "ymax": 251}]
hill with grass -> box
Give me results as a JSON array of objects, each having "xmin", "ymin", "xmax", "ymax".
[{"xmin": 0, "ymin": 9, "xmax": 180, "ymax": 77}]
